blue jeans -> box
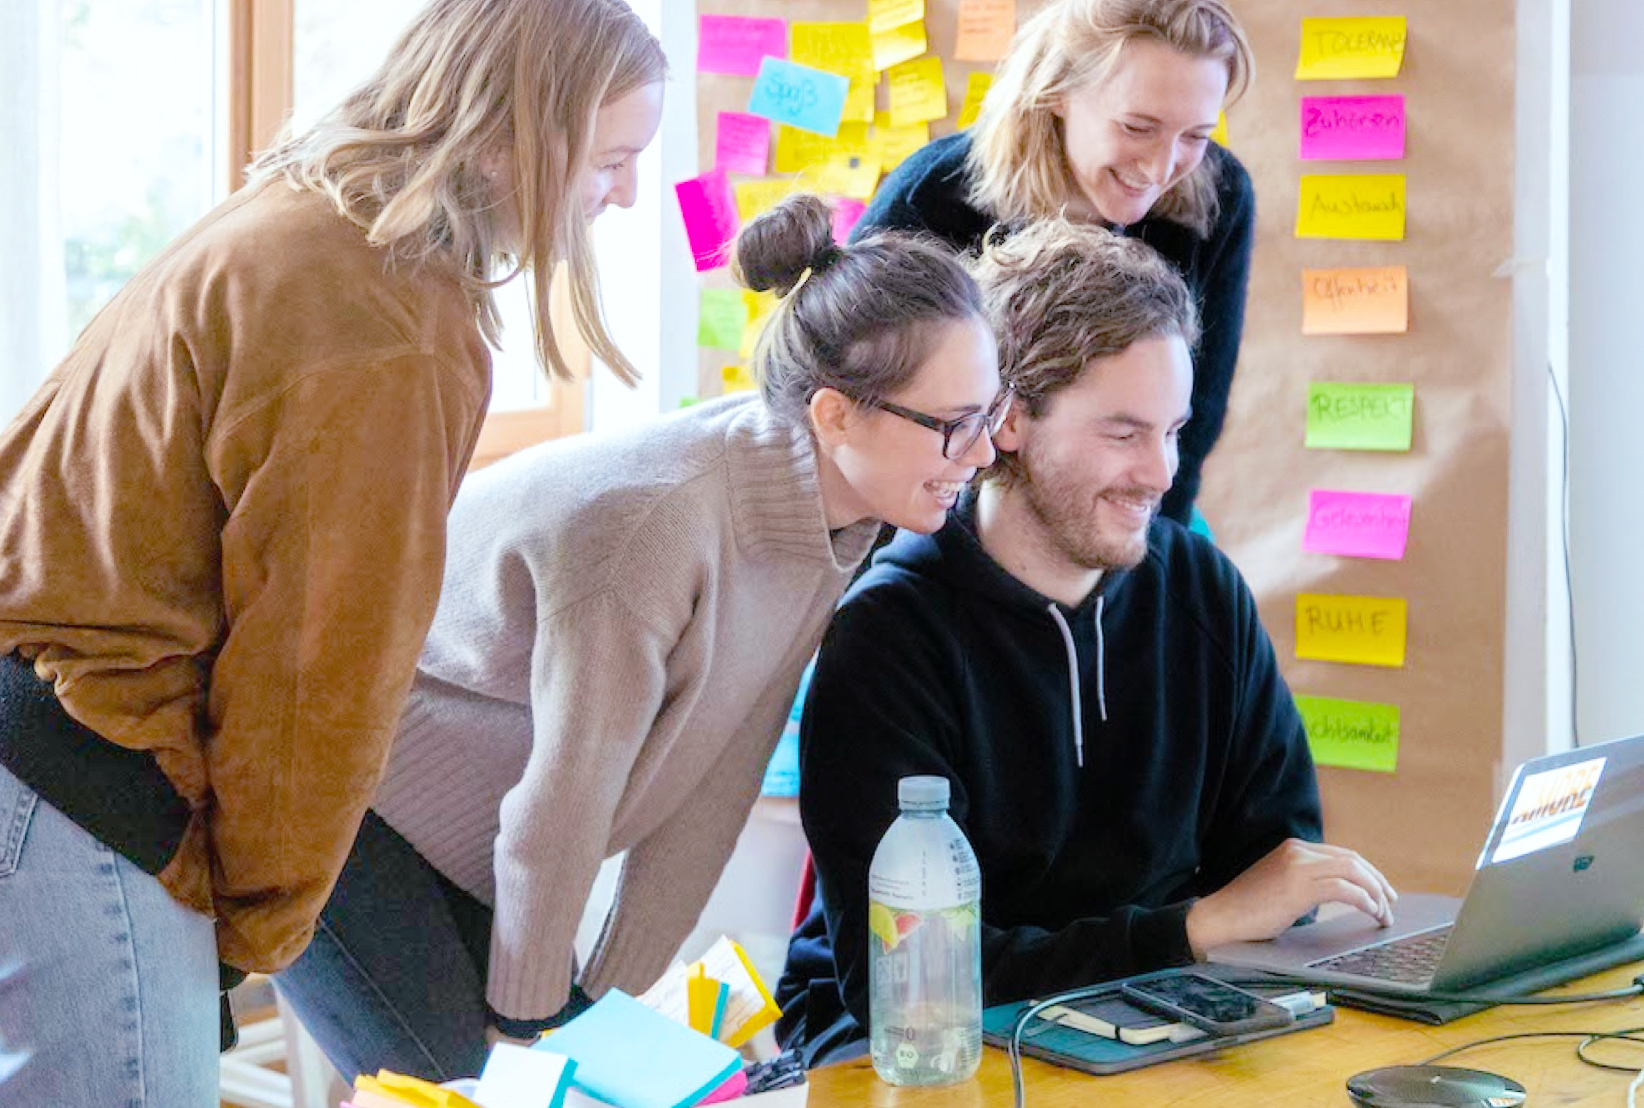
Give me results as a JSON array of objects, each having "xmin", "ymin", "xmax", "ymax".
[
  {"xmin": 275, "ymin": 810, "xmax": 495, "ymax": 1084},
  {"xmin": 0, "ymin": 765, "xmax": 219, "ymax": 1107}
]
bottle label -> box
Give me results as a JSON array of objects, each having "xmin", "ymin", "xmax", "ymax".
[{"xmin": 869, "ymin": 900, "xmax": 980, "ymax": 954}]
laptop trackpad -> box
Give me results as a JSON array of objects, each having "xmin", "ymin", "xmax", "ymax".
[{"xmin": 1209, "ymin": 892, "xmax": 1462, "ymax": 967}]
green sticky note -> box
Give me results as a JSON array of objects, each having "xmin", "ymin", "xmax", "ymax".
[
  {"xmin": 1296, "ymin": 694, "xmax": 1400, "ymax": 773},
  {"xmin": 699, "ymin": 288, "xmax": 749, "ymax": 351},
  {"xmin": 1306, "ymin": 382, "xmax": 1414, "ymax": 451}
]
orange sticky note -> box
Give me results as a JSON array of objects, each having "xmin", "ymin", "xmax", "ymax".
[
  {"xmin": 955, "ymin": 0, "xmax": 1016, "ymax": 62},
  {"xmin": 1302, "ymin": 266, "xmax": 1409, "ymax": 335}
]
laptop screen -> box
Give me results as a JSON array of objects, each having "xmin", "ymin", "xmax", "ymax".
[{"xmin": 1481, "ymin": 754, "xmax": 1607, "ymax": 867}]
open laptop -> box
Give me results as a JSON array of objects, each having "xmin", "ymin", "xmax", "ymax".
[{"xmin": 1208, "ymin": 732, "xmax": 1644, "ymax": 997}]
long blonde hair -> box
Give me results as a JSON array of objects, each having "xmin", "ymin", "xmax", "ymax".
[
  {"xmin": 967, "ymin": 0, "xmax": 1252, "ymax": 237},
  {"xmin": 252, "ymin": 0, "xmax": 665, "ymax": 383}
]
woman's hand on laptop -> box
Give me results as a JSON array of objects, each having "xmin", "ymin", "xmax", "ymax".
[{"xmin": 1185, "ymin": 838, "xmax": 1398, "ymax": 959}]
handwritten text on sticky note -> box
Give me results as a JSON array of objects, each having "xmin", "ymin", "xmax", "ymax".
[
  {"xmin": 1300, "ymin": 95, "xmax": 1406, "ymax": 161},
  {"xmin": 790, "ymin": 23, "xmax": 876, "ymax": 125},
  {"xmin": 733, "ymin": 177, "xmax": 797, "ymax": 223},
  {"xmin": 748, "ymin": 57, "xmax": 850, "ymax": 137},
  {"xmin": 958, "ymin": 71, "xmax": 992, "ymax": 129},
  {"xmin": 888, "ymin": 56, "xmax": 947, "ymax": 128},
  {"xmin": 715, "ymin": 112, "xmax": 771, "ymax": 177},
  {"xmin": 675, "ymin": 169, "xmax": 739, "ymax": 272},
  {"xmin": 871, "ymin": 115, "xmax": 930, "ymax": 171},
  {"xmin": 1296, "ymin": 174, "xmax": 1406, "ymax": 240},
  {"xmin": 698, "ymin": 15, "xmax": 787, "ymax": 77},
  {"xmin": 1302, "ymin": 266, "xmax": 1408, "ymax": 335},
  {"xmin": 1297, "ymin": 695, "xmax": 1400, "ymax": 773},
  {"xmin": 1306, "ymin": 382, "xmax": 1415, "ymax": 452},
  {"xmin": 955, "ymin": 0, "xmax": 1017, "ymax": 62},
  {"xmin": 1304, "ymin": 490, "xmax": 1412, "ymax": 561},
  {"xmin": 872, "ymin": 20, "xmax": 927, "ymax": 71},
  {"xmin": 1296, "ymin": 594, "xmax": 1407, "ymax": 668},
  {"xmin": 1296, "ymin": 17, "xmax": 1407, "ymax": 80},
  {"xmin": 774, "ymin": 122, "xmax": 870, "ymax": 175},
  {"xmin": 868, "ymin": 0, "xmax": 924, "ymax": 35}
]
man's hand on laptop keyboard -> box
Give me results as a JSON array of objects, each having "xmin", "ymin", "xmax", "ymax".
[{"xmin": 1185, "ymin": 839, "xmax": 1399, "ymax": 959}]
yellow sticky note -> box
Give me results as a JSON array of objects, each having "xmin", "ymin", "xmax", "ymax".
[
  {"xmin": 734, "ymin": 177, "xmax": 798, "ymax": 224},
  {"xmin": 721, "ymin": 364, "xmax": 758, "ymax": 394},
  {"xmin": 1302, "ymin": 266, "xmax": 1409, "ymax": 335},
  {"xmin": 1295, "ymin": 594, "xmax": 1407, "ymax": 668},
  {"xmin": 872, "ymin": 20, "xmax": 927, "ymax": 72},
  {"xmin": 740, "ymin": 289, "xmax": 779, "ymax": 360},
  {"xmin": 804, "ymin": 152, "xmax": 883, "ymax": 200},
  {"xmin": 957, "ymin": 71, "xmax": 992, "ymax": 129},
  {"xmin": 868, "ymin": 0, "xmax": 924, "ymax": 35},
  {"xmin": 871, "ymin": 113, "xmax": 930, "ymax": 171},
  {"xmin": 887, "ymin": 56, "xmax": 947, "ymax": 128},
  {"xmin": 773, "ymin": 121, "xmax": 871, "ymax": 174},
  {"xmin": 357, "ymin": 1072, "xmax": 481, "ymax": 1108},
  {"xmin": 1210, "ymin": 111, "xmax": 1228, "ymax": 148},
  {"xmin": 1296, "ymin": 174, "xmax": 1405, "ymax": 241},
  {"xmin": 790, "ymin": 23, "xmax": 876, "ymax": 125},
  {"xmin": 955, "ymin": 0, "xmax": 1016, "ymax": 62},
  {"xmin": 1296, "ymin": 695, "xmax": 1400, "ymax": 774},
  {"xmin": 1296, "ymin": 17, "xmax": 1407, "ymax": 80}
]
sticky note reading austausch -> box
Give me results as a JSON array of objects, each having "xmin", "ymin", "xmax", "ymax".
[
  {"xmin": 1295, "ymin": 594, "xmax": 1407, "ymax": 668},
  {"xmin": 789, "ymin": 23, "xmax": 875, "ymax": 125},
  {"xmin": 715, "ymin": 112, "xmax": 771, "ymax": 177},
  {"xmin": 887, "ymin": 56, "xmax": 947, "ymax": 128},
  {"xmin": 1300, "ymin": 95, "xmax": 1406, "ymax": 161},
  {"xmin": 1306, "ymin": 382, "xmax": 1415, "ymax": 451},
  {"xmin": 698, "ymin": 15, "xmax": 787, "ymax": 77},
  {"xmin": 1302, "ymin": 266, "xmax": 1408, "ymax": 335},
  {"xmin": 955, "ymin": 0, "xmax": 1017, "ymax": 62},
  {"xmin": 1296, "ymin": 174, "xmax": 1405, "ymax": 240},
  {"xmin": 1304, "ymin": 489, "xmax": 1412, "ymax": 561},
  {"xmin": 1295, "ymin": 16, "xmax": 1407, "ymax": 80},
  {"xmin": 747, "ymin": 56, "xmax": 851, "ymax": 137},
  {"xmin": 698, "ymin": 288, "xmax": 748, "ymax": 351},
  {"xmin": 1296, "ymin": 695, "xmax": 1400, "ymax": 773},
  {"xmin": 674, "ymin": 169, "xmax": 739, "ymax": 272}
]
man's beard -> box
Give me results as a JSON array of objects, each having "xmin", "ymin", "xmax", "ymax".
[{"xmin": 1016, "ymin": 449, "xmax": 1155, "ymax": 573}]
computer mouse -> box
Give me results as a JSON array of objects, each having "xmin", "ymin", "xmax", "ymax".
[{"xmin": 1346, "ymin": 1064, "xmax": 1527, "ymax": 1108}]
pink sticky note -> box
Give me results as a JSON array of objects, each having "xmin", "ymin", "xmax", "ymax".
[
  {"xmin": 1303, "ymin": 489, "xmax": 1412, "ymax": 560},
  {"xmin": 1300, "ymin": 95, "xmax": 1406, "ymax": 162},
  {"xmin": 675, "ymin": 169, "xmax": 740, "ymax": 272},
  {"xmin": 832, "ymin": 198, "xmax": 867, "ymax": 243},
  {"xmin": 715, "ymin": 112, "xmax": 771, "ymax": 176},
  {"xmin": 698, "ymin": 15, "xmax": 787, "ymax": 77}
]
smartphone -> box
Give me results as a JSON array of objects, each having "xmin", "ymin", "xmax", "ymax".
[{"xmin": 1118, "ymin": 972, "xmax": 1294, "ymax": 1036}]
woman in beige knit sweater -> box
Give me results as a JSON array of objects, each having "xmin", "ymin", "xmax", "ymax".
[{"xmin": 274, "ymin": 193, "xmax": 1010, "ymax": 1082}]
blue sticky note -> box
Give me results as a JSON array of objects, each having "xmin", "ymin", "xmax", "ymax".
[
  {"xmin": 746, "ymin": 57, "xmax": 850, "ymax": 138},
  {"xmin": 538, "ymin": 989, "xmax": 740, "ymax": 1108}
]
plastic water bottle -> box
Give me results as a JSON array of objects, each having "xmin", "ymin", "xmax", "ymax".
[{"xmin": 868, "ymin": 775, "xmax": 982, "ymax": 1086}]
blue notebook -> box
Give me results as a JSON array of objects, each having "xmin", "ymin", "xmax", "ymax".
[{"xmin": 536, "ymin": 989, "xmax": 741, "ymax": 1108}]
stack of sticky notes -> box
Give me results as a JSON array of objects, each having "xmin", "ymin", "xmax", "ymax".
[
  {"xmin": 636, "ymin": 936, "xmax": 784, "ymax": 1049},
  {"xmin": 346, "ymin": 1070, "xmax": 489, "ymax": 1108},
  {"xmin": 537, "ymin": 989, "xmax": 742, "ymax": 1108}
]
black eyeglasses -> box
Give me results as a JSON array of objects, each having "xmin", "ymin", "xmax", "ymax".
[{"xmin": 868, "ymin": 387, "xmax": 1015, "ymax": 460}]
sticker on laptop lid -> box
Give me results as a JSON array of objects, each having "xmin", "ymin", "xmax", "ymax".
[{"xmin": 1490, "ymin": 757, "xmax": 1606, "ymax": 865}]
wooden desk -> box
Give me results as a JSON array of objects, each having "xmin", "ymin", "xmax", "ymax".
[{"xmin": 806, "ymin": 966, "xmax": 1644, "ymax": 1106}]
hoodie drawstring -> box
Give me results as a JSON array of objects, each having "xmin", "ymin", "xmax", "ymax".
[{"xmin": 1047, "ymin": 599, "xmax": 1107, "ymax": 769}]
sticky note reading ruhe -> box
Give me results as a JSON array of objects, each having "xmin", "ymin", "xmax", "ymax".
[
  {"xmin": 1302, "ymin": 266, "xmax": 1408, "ymax": 335},
  {"xmin": 1296, "ymin": 695, "xmax": 1400, "ymax": 773},
  {"xmin": 1296, "ymin": 594, "xmax": 1407, "ymax": 668},
  {"xmin": 1300, "ymin": 95, "xmax": 1406, "ymax": 161},
  {"xmin": 1304, "ymin": 489, "xmax": 1412, "ymax": 560},
  {"xmin": 1296, "ymin": 174, "xmax": 1405, "ymax": 240},
  {"xmin": 1306, "ymin": 382, "xmax": 1414, "ymax": 451},
  {"xmin": 1295, "ymin": 17, "xmax": 1407, "ymax": 80}
]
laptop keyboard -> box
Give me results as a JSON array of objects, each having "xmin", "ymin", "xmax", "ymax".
[{"xmin": 1307, "ymin": 924, "xmax": 1454, "ymax": 985}]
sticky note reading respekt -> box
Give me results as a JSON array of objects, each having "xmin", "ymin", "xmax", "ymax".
[
  {"xmin": 675, "ymin": 169, "xmax": 739, "ymax": 272},
  {"xmin": 1295, "ymin": 17, "xmax": 1407, "ymax": 80},
  {"xmin": 955, "ymin": 0, "xmax": 1016, "ymax": 62},
  {"xmin": 747, "ymin": 57, "xmax": 851, "ymax": 137},
  {"xmin": 1300, "ymin": 95, "xmax": 1406, "ymax": 161},
  {"xmin": 1304, "ymin": 489, "xmax": 1413, "ymax": 560},
  {"xmin": 1302, "ymin": 266, "xmax": 1408, "ymax": 335},
  {"xmin": 715, "ymin": 112, "xmax": 771, "ymax": 177},
  {"xmin": 1306, "ymin": 382, "xmax": 1414, "ymax": 452},
  {"xmin": 1296, "ymin": 695, "xmax": 1400, "ymax": 773},
  {"xmin": 698, "ymin": 15, "xmax": 787, "ymax": 77},
  {"xmin": 1296, "ymin": 174, "xmax": 1406, "ymax": 240},
  {"xmin": 1296, "ymin": 594, "xmax": 1407, "ymax": 668}
]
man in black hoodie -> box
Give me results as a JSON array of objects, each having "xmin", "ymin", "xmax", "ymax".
[{"xmin": 776, "ymin": 222, "xmax": 1396, "ymax": 1065}]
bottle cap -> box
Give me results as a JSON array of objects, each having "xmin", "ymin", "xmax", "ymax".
[{"xmin": 897, "ymin": 775, "xmax": 950, "ymax": 810}]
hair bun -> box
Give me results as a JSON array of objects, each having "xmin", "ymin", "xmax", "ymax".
[{"xmin": 731, "ymin": 193, "xmax": 842, "ymax": 297}]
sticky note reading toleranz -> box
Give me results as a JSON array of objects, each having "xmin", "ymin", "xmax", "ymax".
[
  {"xmin": 1295, "ymin": 594, "xmax": 1407, "ymax": 668},
  {"xmin": 1302, "ymin": 266, "xmax": 1408, "ymax": 335},
  {"xmin": 1296, "ymin": 695, "xmax": 1400, "ymax": 773},
  {"xmin": 1306, "ymin": 382, "xmax": 1414, "ymax": 451},
  {"xmin": 1295, "ymin": 17, "xmax": 1407, "ymax": 80},
  {"xmin": 1296, "ymin": 174, "xmax": 1405, "ymax": 240}
]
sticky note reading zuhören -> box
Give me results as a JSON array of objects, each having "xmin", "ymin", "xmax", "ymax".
[{"xmin": 1300, "ymin": 95, "xmax": 1406, "ymax": 161}]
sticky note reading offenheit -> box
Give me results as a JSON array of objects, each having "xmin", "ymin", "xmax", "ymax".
[
  {"xmin": 1302, "ymin": 266, "xmax": 1408, "ymax": 335},
  {"xmin": 872, "ymin": 20, "xmax": 928, "ymax": 72},
  {"xmin": 955, "ymin": 0, "xmax": 1017, "ymax": 62},
  {"xmin": 714, "ymin": 112, "xmax": 770, "ymax": 177},
  {"xmin": 1295, "ymin": 17, "xmax": 1407, "ymax": 80},
  {"xmin": 957, "ymin": 71, "xmax": 992, "ymax": 129},
  {"xmin": 675, "ymin": 170, "xmax": 739, "ymax": 272},
  {"xmin": 1306, "ymin": 382, "xmax": 1415, "ymax": 452},
  {"xmin": 868, "ymin": 0, "xmax": 925, "ymax": 35},
  {"xmin": 1296, "ymin": 695, "xmax": 1400, "ymax": 773},
  {"xmin": 1295, "ymin": 594, "xmax": 1407, "ymax": 668},
  {"xmin": 1304, "ymin": 489, "xmax": 1412, "ymax": 561},
  {"xmin": 871, "ymin": 115, "xmax": 930, "ymax": 171},
  {"xmin": 697, "ymin": 15, "xmax": 787, "ymax": 77},
  {"xmin": 747, "ymin": 57, "xmax": 850, "ymax": 137},
  {"xmin": 789, "ymin": 23, "xmax": 875, "ymax": 125},
  {"xmin": 833, "ymin": 197, "xmax": 867, "ymax": 242},
  {"xmin": 1300, "ymin": 95, "xmax": 1406, "ymax": 162},
  {"xmin": 887, "ymin": 56, "xmax": 947, "ymax": 128},
  {"xmin": 1296, "ymin": 174, "xmax": 1406, "ymax": 241},
  {"xmin": 698, "ymin": 288, "xmax": 748, "ymax": 351}
]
